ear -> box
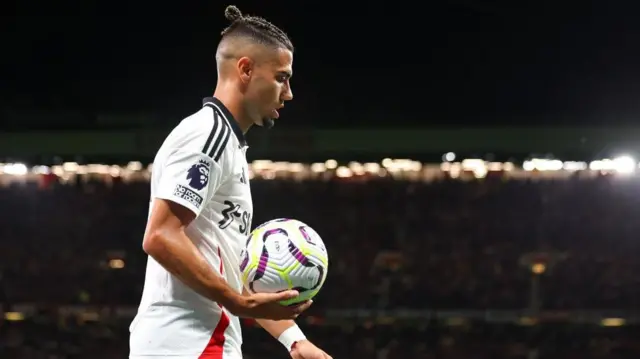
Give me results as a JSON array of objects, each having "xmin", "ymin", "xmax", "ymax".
[{"xmin": 237, "ymin": 57, "xmax": 253, "ymax": 84}]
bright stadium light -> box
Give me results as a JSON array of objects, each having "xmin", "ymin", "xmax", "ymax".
[
  {"xmin": 4, "ymin": 163, "xmax": 28, "ymax": 176},
  {"xmin": 613, "ymin": 155, "xmax": 636, "ymax": 174},
  {"xmin": 443, "ymin": 152, "xmax": 456, "ymax": 162}
]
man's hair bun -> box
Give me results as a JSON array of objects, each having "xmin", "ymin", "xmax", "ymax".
[{"xmin": 225, "ymin": 5, "xmax": 243, "ymax": 22}]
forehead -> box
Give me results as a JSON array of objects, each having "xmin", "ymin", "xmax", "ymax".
[{"xmin": 270, "ymin": 48, "xmax": 293, "ymax": 73}]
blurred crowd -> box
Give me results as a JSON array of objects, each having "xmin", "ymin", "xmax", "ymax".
[{"xmin": 1, "ymin": 174, "xmax": 640, "ymax": 357}]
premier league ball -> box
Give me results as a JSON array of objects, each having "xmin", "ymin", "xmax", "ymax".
[{"xmin": 240, "ymin": 218, "xmax": 329, "ymax": 306}]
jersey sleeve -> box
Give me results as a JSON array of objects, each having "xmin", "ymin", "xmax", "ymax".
[{"xmin": 155, "ymin": 149, "xmax": 224, "ymax": 217}]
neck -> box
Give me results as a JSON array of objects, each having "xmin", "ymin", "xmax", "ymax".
[{"xmin": 213, "ymin": 83, "xmax": 253, "ymax": 134}]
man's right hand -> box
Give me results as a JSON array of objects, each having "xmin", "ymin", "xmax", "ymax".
[{"xmin": 227, "ymin": 290, "xmax": 313, "ymax": 320}]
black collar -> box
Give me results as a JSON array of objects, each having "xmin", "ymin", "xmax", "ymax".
[{"xmin": 202, "ymin": 97, "xmax": 247, "ymax": 147}]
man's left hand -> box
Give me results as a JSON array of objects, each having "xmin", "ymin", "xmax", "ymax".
[{"xmin": 290, "ymin": 340, "xmax": 332, "ymax": 359}]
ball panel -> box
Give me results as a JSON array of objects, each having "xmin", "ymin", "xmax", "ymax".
[
  {"xmin": 302, "ymin": 245, "xmax": 329, "ymax": 269},
  {"xmin": 298, "ymin": 225, "xmax": 317, "ymax": 245},
  {"xmin": 253, "ymin": 245, "xmax": 270, "ymax": 281},
  {"xmin": 287, "ymin": 263, "xmax": 322, "ymax": 293},
  {"xmin": 250, "ymin": 266, "xmax": 288, "ymax": 293},
  {"xmin": 262, "ymin": 230, "xmax": 299, "ymax": 278},
  {"xmin": 263, "ymin": 230, "xmax": 292, "ymax": 262},
  {"xmin": 239, "ymin": 248, "xmax": 249, "ymax": 272},
  {"xmin": 242, "ymin": 262, "xmax": 257, "ymax": 288},
  {"xmin": 287, "ymin": 239, "xmax": 314, "ymax": 268},
  {"xmin": 292, "ymin": 224, "xmax": 328, "ymax": 267}
]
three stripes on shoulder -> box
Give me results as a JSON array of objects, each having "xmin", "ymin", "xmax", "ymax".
[{"xmin": 202, "ymin": 106, "xmax": 231, "ymax": 162}]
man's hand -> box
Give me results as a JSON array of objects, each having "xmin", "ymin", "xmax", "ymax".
[
  {"xmin": 227, "ymin": 290, "xmax": 313, "ymax": 320},
  {"xmin": 290, "ymin": 340, "xmax": 332, "ymax": 359}
]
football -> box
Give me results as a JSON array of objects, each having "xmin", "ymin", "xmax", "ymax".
[{"xmin": 240, "ymin": 218, "xmax": 329, "ymax": 306}]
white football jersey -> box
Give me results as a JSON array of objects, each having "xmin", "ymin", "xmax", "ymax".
[{"xmin": 130, "ymin": 97, "xmax": 253, "ymax": 359}]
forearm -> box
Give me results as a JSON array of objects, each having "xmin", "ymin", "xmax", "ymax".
[
  {"xmin": 256, "ymin": 318, "xmax": 307, "ymax": 352},
  {"xmin": 144, "ymin": 229, "xmax": 242, "ymax": 309},
  {"xmin": 242, "ymin": 287, "xmax": 305, "ymax": 343}
]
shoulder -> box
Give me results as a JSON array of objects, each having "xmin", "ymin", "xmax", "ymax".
[{"xmin": 163, "ymin": 107, "xmax": 234, "ymax": 163}]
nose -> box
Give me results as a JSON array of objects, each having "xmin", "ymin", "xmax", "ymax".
[{"xmin": 282, "ymin": 82, "xmax": 293, "ymax": 101}]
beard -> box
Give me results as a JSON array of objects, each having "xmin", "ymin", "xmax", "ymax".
[{"xmin": 261, "ymin": 118, "xmax": 275, "ymax": 129}]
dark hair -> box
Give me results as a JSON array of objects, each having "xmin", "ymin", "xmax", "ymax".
[{"xmin": 220, "ymin": 5, "xmax": 293, "ymax": 52}]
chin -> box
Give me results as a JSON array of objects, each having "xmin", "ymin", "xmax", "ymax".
[{"xmin": 261, "ymin": 118, "xmax": 275, "ymax": 129}]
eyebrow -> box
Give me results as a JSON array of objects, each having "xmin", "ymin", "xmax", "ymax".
[{"xmin": 278, "ymin": 70, "xmax": 293, "ymax": 78}]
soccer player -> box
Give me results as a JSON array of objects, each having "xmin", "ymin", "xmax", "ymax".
[{"xmin": 129, "ymin": 5, "xmax": 332, "ymax": 359}]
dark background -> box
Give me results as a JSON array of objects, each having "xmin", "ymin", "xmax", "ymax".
[{"xmin": 4, "ymin": 1, "xmax": 640, "ymax": 130}]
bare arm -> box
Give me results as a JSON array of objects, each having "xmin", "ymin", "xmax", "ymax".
[
  {"xmin": 143, "ymin": 198, "xmax": 244, "ymax": 309},
  {"xmin": 242, "ymin": 287, "xmax": 305, "ymax": 340}
]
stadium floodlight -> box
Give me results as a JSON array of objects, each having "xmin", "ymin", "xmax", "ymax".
[
  {"xmin": 443, "ymin": 152, "xmax": 456, "ymax": 162},
  {"xmin": 4, "ymin": 163, "xmax": 28, "ymax": 176},
  {"xmin": 612, "ymin": 155, "xmax": 636, "ymax": 174}
]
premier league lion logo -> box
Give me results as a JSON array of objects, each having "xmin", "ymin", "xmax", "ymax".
[{"xmin": 186, "ymin": 159, "xmax": 210, "ymax": 191}]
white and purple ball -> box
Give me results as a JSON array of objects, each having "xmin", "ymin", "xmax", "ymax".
[{"xmin": 240, "ymin": 218, "xmax": 329, "ymax": 306}]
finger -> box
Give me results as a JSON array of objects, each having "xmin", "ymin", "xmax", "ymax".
[
  {"xmin": 281, "ymin": 307, "xmax": 301, "ymax": 320},
  {"xmin": 274, "ymin": 289, "xmax": 300, "ymax": 301},
  {"xmin": 256, "ymin": 290, "xmax": 299, "ymax": 304},
  {"xmin": 291, "ymin": 300, "xmax": 313, "ymax": 314},
  {"xmin": 286, "ymin": 299, "xmax": 312, "ymax": 309},
  {"xmin": 324, "ymin": 354, "xmax": 332, "ymax": 359},
  {"xmin": 288, "ymin": 300, "xmax": 311, "ymax": 313}
]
